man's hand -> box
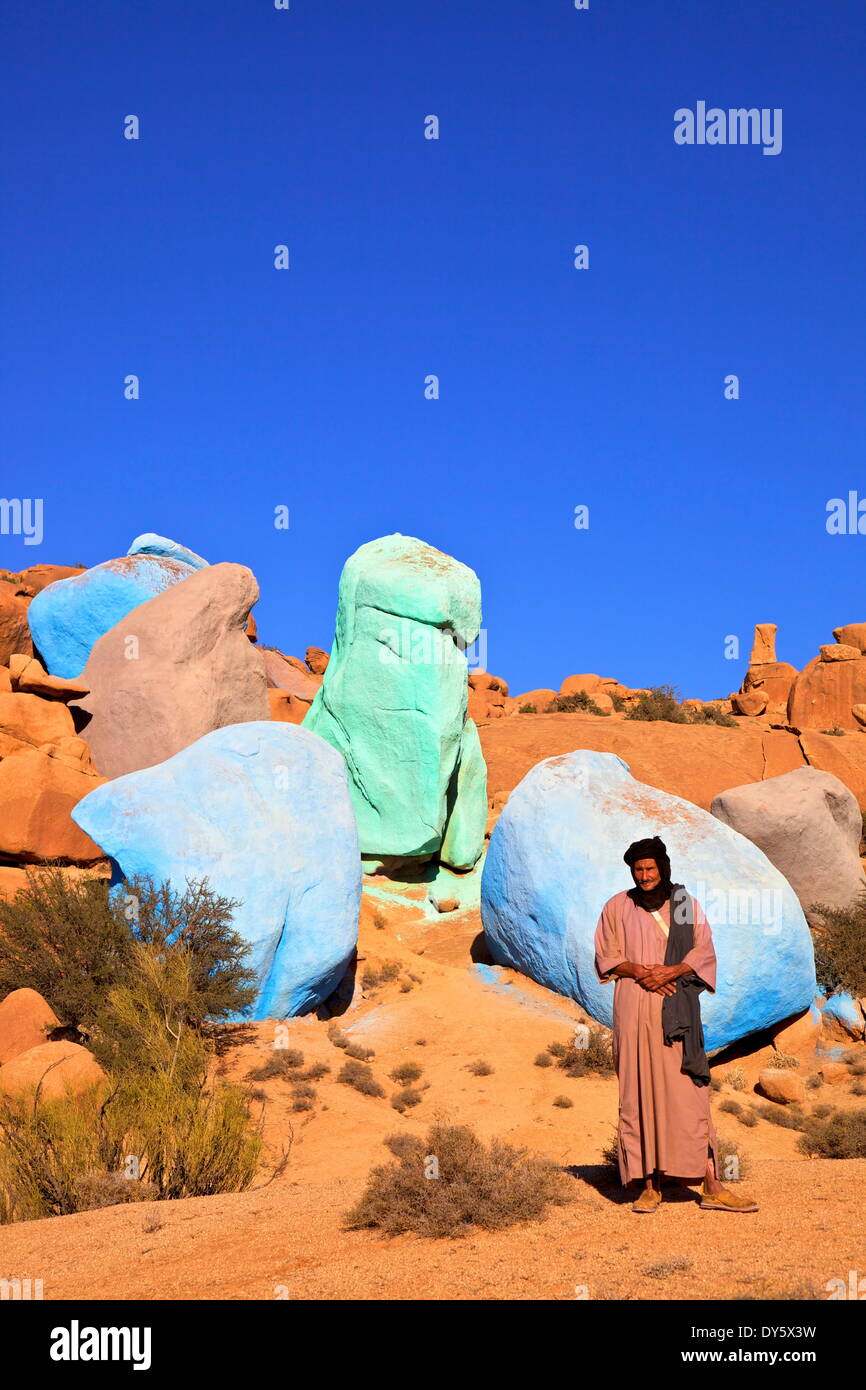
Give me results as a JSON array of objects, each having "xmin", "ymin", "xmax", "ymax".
[{"xmin": 638, "ymin": 964, "xmax": 684, "ymax": 996}]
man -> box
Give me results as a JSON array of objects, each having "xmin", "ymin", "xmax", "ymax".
[{"xmin": 594, "ymin": 835, "xmax": 759, "ymax": 1214}]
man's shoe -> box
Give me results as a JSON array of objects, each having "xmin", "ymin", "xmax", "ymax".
[
  {"xmin": 699, "ymin": 1182, "xmax": 759, "ymax": 1213},
  {"xmin": 631, "ymin": 1186, "xmax": 662, "ymax": 1213}
]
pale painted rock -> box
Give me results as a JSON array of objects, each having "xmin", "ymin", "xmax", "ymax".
[
  {"xmin": 757, "ymin": 1067, "xmax": 805, "ymax": 1104},
  {"xmin": 439, "ymin": 719, "xmax": 488, "ymax": 870},
  {"xmin": 28, "ymin": 553, "xmax": 196, "ymax": 678},
  {"xmin": 70, "ymin": 563, "xmax": 269, "ymax": 778},
  {"xmin": 0, "ymin": 1040, "xmax": 107, "ymax": 1100},
  {"xmin": 72, "ymin": 721, "xmax": 362, "ymax": 1018},
  {"xmin": 127, "ymin": 532, "xmax": 208, "ymax": 569},
  {"xmin": 820, "ymin": 992, "xmax": 865, "ymax": 1040},
  {"xmin": 480, "ymin": 750, "xmax": 816, "ymax": 1053},
  {"xmin": 303, "ymin": 534, "xmax": 486, "ymax": 869},
  {"xmin": 711, "ymin": 766, "xmax": 866, "ymax": 918},
  {"xmin": 0, "ymin": 988, "xmax": 61, "ymax": 1065}
]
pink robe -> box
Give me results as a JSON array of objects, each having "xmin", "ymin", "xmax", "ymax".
[{"xmin": 594, "ymin": 889, "xmax": 720, "ymax": 1185}]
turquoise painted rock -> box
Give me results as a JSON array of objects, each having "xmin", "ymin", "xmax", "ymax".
[
  {"xmin": 481, "ymin": 750, "xmax": 817, "ymax": 1052},
  {"xmin": 127, "ymin": 533, "xmax": 209, "ymax": 570},
  {"xmin": 28, "ymin": 551, "xmax": 196, "ymax": 678},
  {"xmin": 303, "ymin": 534, "xmax": 486, "ymax": 868},
  {"xmin": 71, "ymin": 721, "xmax": 361, "ymax": 1018}
]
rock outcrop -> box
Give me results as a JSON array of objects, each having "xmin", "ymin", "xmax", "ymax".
[
  {"xmin": 303, "ymin": 534, "xmax": 487, "ymax": 869},
  {"xmin": 711, "ymin": 766, "xmax": 866, "ymax": 919},
  {"xmin": 0, "ymin": 988, "xmax": 61, "ymax": 1065},
  {"xmin": 733, "ymin": 623, "xmax": 798, "ymax": 718},
  {"xmin": 72, "ymin": 721, "xmax": 362, "ymax": 1018},
  {"xmin": 70, "ymin": 563, "xmax": 269, "ymax": 778},
  {"xmin": 28, "ymin": 549, "xmax": 200, "ymax": 678},
  {"xmin": 0, "ymin": 1040, "xmax": 107, "ymax": 1101},
  {"xmin": 481, "ymin": 750, "xmax": 816, "ymax": 1052}
]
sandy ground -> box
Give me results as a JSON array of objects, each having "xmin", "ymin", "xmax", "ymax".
[{"xmin": 1, "ymin": 892, "xmax": 864, "ymax": 1302}]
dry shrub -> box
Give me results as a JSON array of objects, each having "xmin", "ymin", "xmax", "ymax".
[
  {"xmin": 467, "ymin": 1059, "xmax": 493, "ymax": 1076},
  {"xmin": 391, "ymin": 1088, "xmax": 423, "ymax": 1113},
  {"xmin": 345, "ymin": 1123, "xmax": 574, "ymax": 1237},
  {"xmin": 644, "ymin": 1255, "xmax": 693, "ymax": 1279},
  {"xmin": 716, "ymin": 1135, "xmax": 751, "ymax": 1180},
  {"xmin": 390, "ymin": 1061, "xmax": 423, "ymax": 1085},
  {"xmin": 548, "ymin": 1029, "xmax": 614, "ymax": 1077},
  {"xmin": 767, "ymin": 1052, "xmax": 800, "ymax": 1070},
  {"xmin": 797, "ymin": 1108, "xmax": 866, "ymax": 1158},
  {"xmin": 338, "ymin": 1061, "xmax": 385, "ymax": 1097},
  {"xmin": 723, "ymin": 1067, "xmax": 746, "ymax": 1091},
  {"xmin": 246, "ymin": 1050, "xmax": 304, "ymax": 1081},
  {"xmin": 809, "ymin": 893, "xmax": 866, "ymax": 998}
]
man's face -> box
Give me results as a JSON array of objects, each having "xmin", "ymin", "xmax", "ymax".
[{"xmin": 633, "ymin": 857, "xmax": 661, "ymax": 890}]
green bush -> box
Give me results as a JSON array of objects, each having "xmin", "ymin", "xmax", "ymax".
[
  {"xmin": 810, "ymin": 891, "xmax": 866, "ymax": 998},
  {"xmin": 0, "ymin": 867, "xmax": 257, "ymax": 1034},
  {"xmin": 548, "ymin": 691, "xmax": 609, "ymax": 716},
  {"xmin": 626, "ymin": 685, "xmax": 688, "ymax": 723}
]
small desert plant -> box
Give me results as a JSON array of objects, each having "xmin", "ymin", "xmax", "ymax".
[
  {"xmin": 806, "ymin": 1073, "xmax": 823, "ymax": 1090},
  {"xmin": 345, "ymin": 1123, "xmax": 574, "ymax": 1237},
  {"xmin": 797, "ymin": 1108, "xmax": 866, "ymax": 1158},
  {"xmin": 723, "ymin": 1067, "xmax": 746, "ymax": 1091},
  {"xmin": 737, "ymin": 1110, "xmax": 758, "ymax": 1128},
  {"xmin": 337, "ymin": 1061, "xmax": 385, "ymax": 1098},
  {"xmin": 552, "ymin": 1095, "xmax": 573, "ymax": 1109},
  {"xmin": 466, "ymin": 1059, "xmax": 494, "ymax": 1077},
  {"xmin": 848, "ymin": 1059, "xmax": 866, "ymax": 1076},
  {"xmin": 716, "ymin": 1135, "xmax": 751, "ymax": 1179},
  {"xmin": 548, "ymin": 691, "xmax": 608, "ymax": 716},
  {"xmin": 345, "ymin": 1043, "xmax": 375, "ymax": 1062},
  {"xmin": 246, "ymin": 1050, "xmax": 304, "ymax": 1081},
  {"xmin": 709, "ymin": 1077, "xmax": 722, "ymax": 1092},
  {"xmin": 851, "ymin": 1080, "xmax": 866, "ymax": 1097},
  {"xmin": 644, "ymin": 1255, "xmax": 693, "ymax": 1279},
  {"xmin": 549, "ymin": 1028, "xmax": 614, "ymax": 1077},
  {"xmin": 626, "ymin": 685, "xmax": 688, "ymax": 724},
  {"xmin": 809, "ymin": 891, "xmax": 866, "ymax": 998},
  {"xmin": 300, "ymin": 1062, "xmax": 330, "ymax": 1081},
  {"xmin": 600, "ymin": 1131, "xmax": 620, "ymax": 1170},
  {"xmin": 819, "ymin": 726, "xmax": 845, "ymax": 737},
  {"xmin": 689, "ymin": 704, "xmax": 737, "ymax": 728},
  {"xmin": 390, "ymin": 1061, "xmax": 423, "ymax": 1085},
  {"xmin": 719, "ymin": 1098, "xmax": 742, "ymax": 1115},
  {"xmin": 390, "ymin": 1088, "xmax": 423, "ymax": 1113},
  {"xmin": 534, "ymin": 1052, "xmax": 553, "ymax": 1068},
  {"xmin": 767, "ymin": 1052, "xmax": 800, "ymax": 1070},
  {"xmin": 753, "ymin": 1103, "xmax": 807, "ymax": 1131},
  {"xmin": 361, "ymin": 961, "xmax": 402, "ymax": 990},
  {"xmin": 518, "ymin": 703, "xmax": 537, "ymax": 714}
]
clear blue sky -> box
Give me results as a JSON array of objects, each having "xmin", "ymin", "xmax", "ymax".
[{"xmin": 3, "ymin": 0, "xmax": 864, "ymax": 699}]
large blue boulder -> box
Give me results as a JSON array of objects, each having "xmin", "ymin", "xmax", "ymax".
[
  {"xmin": 71, "ymin": 721, "xmax": 361, "ymax": 1018},
  {"xmin": 127, "ymin": 533, "xmax": 209, "ymax": 569},
  {"xmin": 481, "ymin": 750, "xmax": 817, "ymax": 1052},
  {"xmin": 28, "ymin": 552, "xmax": 196, "ymax": 678}
]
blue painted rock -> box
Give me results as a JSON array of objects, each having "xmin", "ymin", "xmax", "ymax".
[
  {"xmin": 28, "ymin": 553, "xmax": 195, "ymax": 678},
  {"xmin": 127, "ymin": 533, "xmax": 209, "ymax": 570},
  {"xmin": 481, "ymin": 750, "xmax": 817, "ymax": 1052},
  {"xmin": 304, "ymin": 534, "xmax": 486, "ymax": 868},
  {"xmin": 71, "ymin": 721, "xmax": 361, "ymax": 1018},
  {"xmin": 820, "ymin": 992, "xmax": 865, "ymax": 1040}
]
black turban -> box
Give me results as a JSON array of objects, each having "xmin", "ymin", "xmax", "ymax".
[{"xmin": 624, "ymin": 836, "xmax": 672, "ymax": 910}]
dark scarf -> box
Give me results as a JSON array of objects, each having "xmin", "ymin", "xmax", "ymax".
[{"xmin": 623, "ymin": 837, "xmax": 711, "ymax": 1086}]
